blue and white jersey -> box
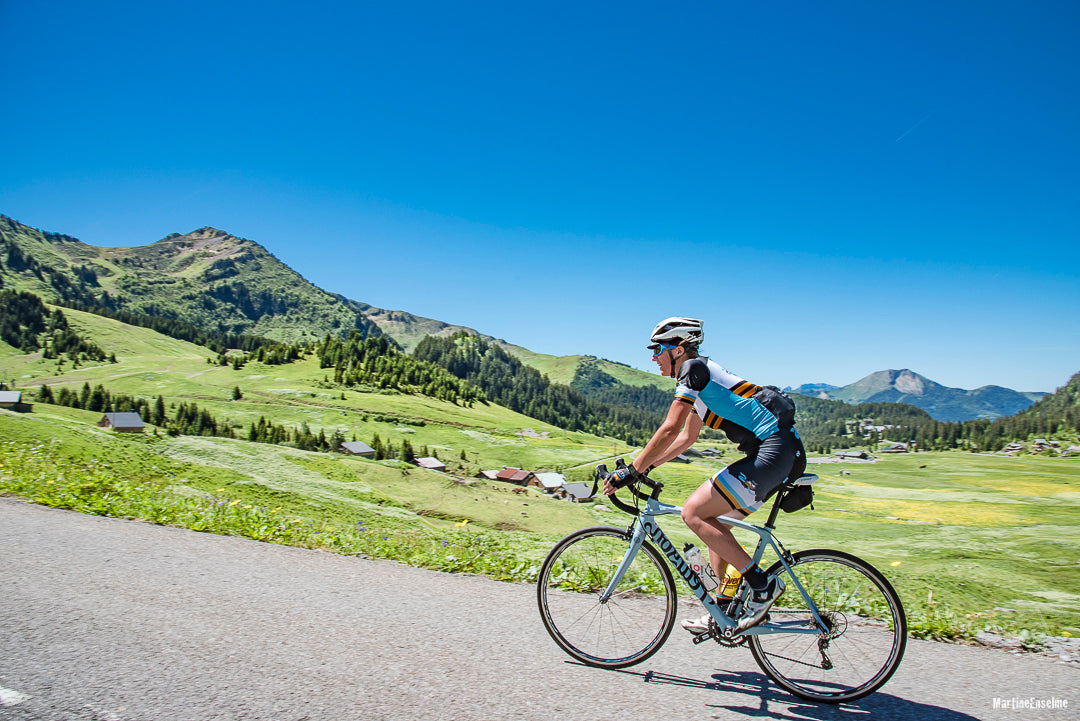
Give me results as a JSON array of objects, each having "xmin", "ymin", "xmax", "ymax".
[{"xmin": 674, "ymin": 357, "xmax": 780, "ymax": 443}]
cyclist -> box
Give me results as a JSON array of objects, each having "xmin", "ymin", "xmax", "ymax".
[{"xmin": 603, "ymin": 317, "xmax": 805, "ymax": 634}]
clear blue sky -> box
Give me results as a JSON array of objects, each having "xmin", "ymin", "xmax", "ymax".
[{"xmin": 2, "ymin": 1, "xmax": 1077, "ymax": 392}]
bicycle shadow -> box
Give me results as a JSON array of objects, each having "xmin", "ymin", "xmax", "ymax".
[{"xmin": 611, "ymin": 667, "xmax": 979, "ymax": 721}]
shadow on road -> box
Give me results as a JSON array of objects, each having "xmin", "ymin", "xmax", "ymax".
[{"xmin": 609, "ymin": 667, "xmax": 978, "ymax": 720}]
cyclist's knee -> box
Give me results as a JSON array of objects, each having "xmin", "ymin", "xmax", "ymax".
[{"xmin": 681, "ymin": 500, "xmax": 710, "ymax": 529}]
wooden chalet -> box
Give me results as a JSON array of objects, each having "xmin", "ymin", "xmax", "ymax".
[
  {"xmin": 0, "ymin": 390, "xmax": 33, "ymax": 413},
  {"xmin": 98, "ymin": 412, "xmax": 145, "ymax": 433}
]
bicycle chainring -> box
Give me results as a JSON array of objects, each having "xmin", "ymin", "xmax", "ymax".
[{"xmin": 708, "ymin": 618, "xmax": 746, "ymax": 647}]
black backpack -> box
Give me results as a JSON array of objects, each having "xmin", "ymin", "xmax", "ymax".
[{"xmin": 752, "ymin": 385, "xmax": 797, "ymax": 429}]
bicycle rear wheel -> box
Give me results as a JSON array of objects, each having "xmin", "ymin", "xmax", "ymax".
[
  {"xmin": 537, "ymin": 526, "xmax": 677, "ymax": 669},
  {"xmin": 749, "ymin": 549, "xmax": 907, "ymax": 703}
]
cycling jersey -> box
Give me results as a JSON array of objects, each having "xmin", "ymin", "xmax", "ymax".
[{"xmin": 674, "ymin": 357, "xmax": 780, "ymax": 449}]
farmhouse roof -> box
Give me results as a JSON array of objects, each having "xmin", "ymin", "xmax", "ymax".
[
  {"xmin": 834, "ymin": 450, "xmax": 870, "ymax": 459},
  {"xmin": 533, "ymin": 472, "xmax": 566, "ymax": 490},
  {"xmin": 0, "ymin": 391, "xmax": 23, "ymax": 403},
  {"xmin": 496, "ymin": 467, "xmax": 534, "ymax": 483},
  {"xmin": 562, "ymin": 482, "xmax": 594, "ymax": 501},
  {"xmin": 415, "ymin": 457, "xmax": 446, "ymax": 471},
  {"xmin": 340, "ymin": 441, "xmax": 376, "ymax": 455},
  {"xmin": 101, "ymin": 412, "xmax": 145, "ymax": 429}
]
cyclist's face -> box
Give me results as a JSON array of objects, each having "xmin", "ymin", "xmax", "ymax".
[{"xmin": 651, "ymin": 343, "xmax": 678, "ymax": 373}]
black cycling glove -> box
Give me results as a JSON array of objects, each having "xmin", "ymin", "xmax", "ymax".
[{"xmin": 606, "ymin": 463, "xmax": 644, "ymax": 489}]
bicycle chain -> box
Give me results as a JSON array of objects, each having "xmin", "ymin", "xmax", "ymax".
[{"xmin": 755, "ymin": 609, "xmax": 835, "ymax": 669}]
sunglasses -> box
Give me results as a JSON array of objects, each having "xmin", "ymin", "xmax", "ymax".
[{"xmin": 651, "ymin": 343, "xmax": 677, "ymax": 357}]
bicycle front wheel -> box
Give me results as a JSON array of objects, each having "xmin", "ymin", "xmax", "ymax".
[
  {"xmin": 537, "ymin": 526, "xmax": 677, "ymax": 669},
  {"xmin": 749, "ymin": 549, "xmax": 907, "ymax": 703}
]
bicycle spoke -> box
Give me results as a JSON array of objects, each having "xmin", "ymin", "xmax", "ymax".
[
  {"xmin": 537, "ymin": 527, "xmax": 677, "ymax": 669},
  {"xmin": 749, "ymin": 550, "xmax": 907, "ymax": 703}
]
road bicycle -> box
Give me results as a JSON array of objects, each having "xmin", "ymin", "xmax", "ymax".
[{"xmin": 536, "ymin": 462, "xmax": 907, "ymax": 703}]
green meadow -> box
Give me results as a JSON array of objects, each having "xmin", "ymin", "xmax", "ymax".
[{"xmin": 1, "ymin": 308, "xmax": 1078, "ymax": 643}]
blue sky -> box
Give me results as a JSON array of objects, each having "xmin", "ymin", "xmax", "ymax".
[{"xmin": 2, "ymin": 1, "xmax": 1077, "ymax": 392}]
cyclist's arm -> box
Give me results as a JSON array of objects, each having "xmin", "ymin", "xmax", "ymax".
[
  {"xmin": 650, "ymin": 412, "xmax": 704, "ymax": 467},
  {"xmin": 632, "ymin": 398, "xmax": 694, "ymax": 473}
]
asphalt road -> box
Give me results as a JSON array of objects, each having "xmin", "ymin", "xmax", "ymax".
[{"xmin": 1, "ymin": 498, "xmax": 1075, "ymax": 721}]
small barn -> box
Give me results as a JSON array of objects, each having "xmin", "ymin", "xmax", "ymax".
[
  {"xmin": 414, "ymin": 456, "xmax": 447, "ymax": 472},
  {"xmin": 476, "ymin": 470, "xmax": 501, "ymax": 481},
  {"xmin": 0, "ymin": 391, "xmax": 33, "ymax": 413},
  {"xmin": 340, "ymin": 441, "xmax": 376, "ymax": 457},
  {"xmin": 98, "ymin": 412, "xmax": 145, "ymax": 433},
  {"xmin": 496, "ymin": 467, "xmax": 535, "ymax": 486}
]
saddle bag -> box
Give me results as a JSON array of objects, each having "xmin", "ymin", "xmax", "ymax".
[{"xmin": 779, "ymin": 484, "xmax": 815, "ymax": 513}]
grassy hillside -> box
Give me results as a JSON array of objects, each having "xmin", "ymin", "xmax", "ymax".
[{"xmin": 2, "ymin": 309, "xmax": 643, "ymax": 473}]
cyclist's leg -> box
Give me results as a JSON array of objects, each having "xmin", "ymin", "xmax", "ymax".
[{"xmin": 680, "ymin": 478, "xmax": 757, "ymax": 575}]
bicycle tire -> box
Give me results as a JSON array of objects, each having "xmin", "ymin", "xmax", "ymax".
[
  {"xmin": 537, "ymin": 526, "xmax": 677, "ymax": 669},
  {"xmin": 749, "ymin": 549, "xmax": 907, "ymax": 703}
]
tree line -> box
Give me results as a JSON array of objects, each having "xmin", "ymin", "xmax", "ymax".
[
  {"xmin": 570, "ymin": 359, "xmax": 674, "ymax": 416},
  {"xmin": 910, "ymin": 372, "xmax": 1079, "ymax": 451},
  {"xmin": 36, "ymin": 383, "xmax": 235, "ymax": 438},
  {"xmin": 317, "ymin": 331, "xmax": 485, "ymax": 406},
  {"xmin": 413, "ymin": 332, "xmax": 664, "ymax": 444},
  {"xmin": 0, "ymin": 290, "xmax": 111, "ymax": 363}
]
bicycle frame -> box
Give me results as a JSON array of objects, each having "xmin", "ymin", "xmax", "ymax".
[{"xmin": 600, "ymin": 496, "xmax": 828, "ymax": 637}]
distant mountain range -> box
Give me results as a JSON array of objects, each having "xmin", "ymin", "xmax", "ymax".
[
  {"xmin": 786, "ymin": 369, "xmax": 1047, "ymax": 423},
  {"xmin": 0, "ymin": 214, "xmax": 1054, "ymax": 425}
]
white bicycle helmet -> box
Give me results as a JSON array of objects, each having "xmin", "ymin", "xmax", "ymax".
[{"xmin": 648, "ymin": 317, "xmax": 704, "ymax": 349}]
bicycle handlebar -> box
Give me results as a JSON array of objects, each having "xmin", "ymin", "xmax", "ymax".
[{"xmin": 595, "ymin": 459, "xmax": 664, "ymax": 516}]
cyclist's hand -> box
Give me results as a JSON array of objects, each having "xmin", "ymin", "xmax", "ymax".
[{"xmin": 604, "ymin": 464, "xmax": 642, "ymax": 493}]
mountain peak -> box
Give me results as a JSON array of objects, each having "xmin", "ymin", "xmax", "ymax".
[
  {"xmin": 863, "ymin": 369, "xmax": 935, "ymax": 396},
  {"xmin": 801, "ymin": 369, "xmax": 1043, "ymax": 422},
  {"xmin": 150, "ymin": 227, "xmax": 253, "ymax": 257},
  {"xmin": 188, "ymin": 226, "xmax": 230, "ymax": 238}
]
